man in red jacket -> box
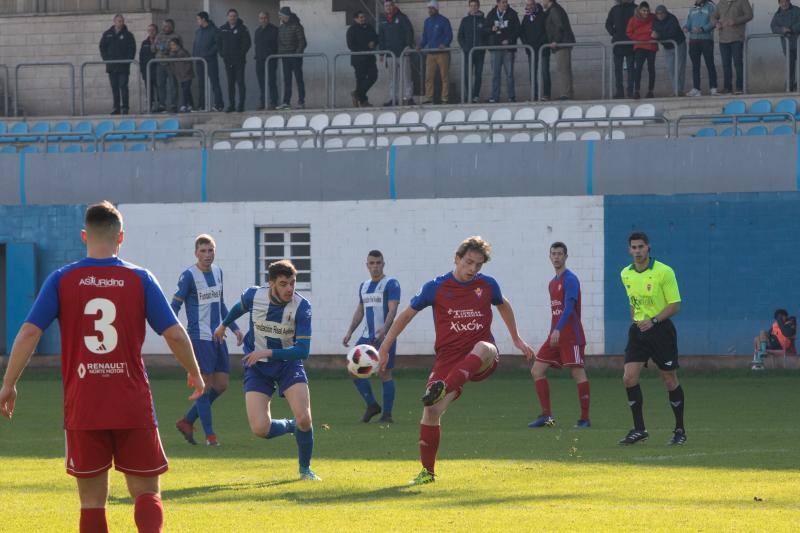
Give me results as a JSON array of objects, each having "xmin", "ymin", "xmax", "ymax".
[{"xmin": 627, "ymin": 1, "xmax": 658, "ymax": 98}]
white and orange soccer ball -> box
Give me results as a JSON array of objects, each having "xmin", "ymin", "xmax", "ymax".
[{"xmin": 347, "ymin": 344, "xmax": 380, "ymax": 378}]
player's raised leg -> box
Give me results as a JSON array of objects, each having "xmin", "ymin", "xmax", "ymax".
[
  {"xmin": 423, "ymin": 341, "xmax": 498, "ymax": 406},
  {"xmin": 661, "ymin": 369, "xmax": 686, "ymax": 445},
  {"xmin": 528, "ymin": 360, "xmax": 555, "ymax": 428},
  {"xmin": 76, "ymin": 473, "xmax": 110, "ymax": 533},
  {"xmin": 284, "ymin": 383, "xmax": 319, "ymax": 481},
  {"xmin": 245, "ymin": 390, "xmax": 295, "ymax": 440}
]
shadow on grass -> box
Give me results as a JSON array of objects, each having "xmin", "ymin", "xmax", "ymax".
[{"xmin": 108, "ymin": 479, "xmax": 298, "ymax": 504}]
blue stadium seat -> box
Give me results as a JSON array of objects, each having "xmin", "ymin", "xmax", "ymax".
[
  {"xmin": 156, "ymin": 118, "xmax": 179, "ymax": 139},
  {"xmin": 46, "ymin": 144, "xmax": 60, "ymax": 153},
  {"xmin": 4, "ymin": 122, "xmax": 29, "ymax": 143},
  {"xmin": 130, "ymin": 119, "xmax": 157, "ymax": 141},
  {"xmin": 52, "ymin": 121, "xmax": 71, "ymax": 142},
  {"xmin": 84, "ymin": 144, "xmax": 97, "ymax": 153},
  {"xmin": 74, "ymin": 121, "xmax": 94, "ymax": 141},
  {"xmin": 772, "ymin": 125, "xmax": 795, "ymax": 135},
  {"xmin": 720, "ymin": 126, "xmax": 743, "ymax": 137},
  {"xmin": 0, "ymin": 145, "xmax": 16, "ymax": 154},
  {"xmin": 770, "ymin": 99, "xmax": 797, "ymax": 122},
  {"xmin": 19, "ymin": 145, "xmax": 39, "ymax": 154},
  {"xmin": 62, "ymin": 144, "xmax": 82, "ymax": 153},
  {"xmin": 128, "ymin": 143, "xmax": 148, "ymax": 152},
  {"xmin": 108, "ymin": 119, "xmax": 135, "ymax": 141},
  {"xmin": 94, "ymin": 120, "xmax": 115, "ymax": 143},
  {"xmin": 695, "ymin": 128, "xmax": 717, "ymax": 137},
  {"xmin": 713, "ymin": 100, "xmax": 746, "ymax": 124},
  {"xmin": 746, "ymin": 125, "xmax": 768, "ymax": 136},
  {"xmin": 28, "ymin": 121, "xmax": 50, "ymax": 141},
  {"xmin": 105, "ymin": 143, "xmax": 125, "ymax": 152},
  {"xmin": 741, "ymin": 100, "xmax": 771, "ymax": 123}
]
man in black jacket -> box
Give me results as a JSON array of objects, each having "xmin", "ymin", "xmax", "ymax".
[
  {"xmin": 99, "ymin": 14, "xmax": 136, "ymax": 115},
  {"xmin": 194, "ymin": 12, "xmax": 225, "ymax": 111},
  {"xmin": 606, "ymin": 0, "xmax": 637, "ymax": 98},
  {"xmin": 654, "ymin": 5, "xmax": 686, "ymax": 95},
  {"xmin": 378, "ymin": 1, "xmax": 415, "ymax": 106},
  {"xmin": 487, "ymin": 0, "xmax": 520, "ymax": 103},
  {"xmin": 519, "ymin": 0, "xmax": 548, "ymax": 99},
  {"xmin": 254, "ymin": 11, "xmax": 279, "ymax": 110},
  {"xmin": 458, "ymin": 0, "xmax": 489, "ymax": 102},
  {"xmin": 217, "ymin": 8, "xmax": 251, "ymax": 112},
  {"xmin": 347, "ymin": 11, "xmax": 379, "ymax": 107}
]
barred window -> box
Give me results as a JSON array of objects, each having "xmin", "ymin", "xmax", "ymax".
[{"xmin": 257, "ymin": 227, "xmax": 311, "ymax": 290}]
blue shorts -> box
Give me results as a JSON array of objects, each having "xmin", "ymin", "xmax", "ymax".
[
  {"xmin": 243, "ymin": 359, "xmax": 308, "ymax": 398},
  {"xmin": 192, "ymin": 339, "xmax": 230, "ymax": 375},
  {"xmin": 357, "ymin": 337, "xmax": 396, "ymax": 370}
]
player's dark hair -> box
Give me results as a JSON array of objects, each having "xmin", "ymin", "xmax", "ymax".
[
  {"xmin": 268, "ymin": 259, "xmax": 297, "ymax": 281},
  {"xmin": 550, "ymin": 241, "xmax": 568, "ymax": 254},
  {"xmin": 85, "ymin": 201, "xmax": 123, "ymax": 237},
  {"xmin": 456, "ymin": 236, "xmax": 492, "ymax": 262},
  {"xmin": 368, "ymin": 249, "xmax": 383, "ymax": 259},
  {"xmin": 628, "ymin": 231, "xmax": 650, "ymax": 245},
  {"xmin": 774, "ymin": 309, "xmax": 789, "ymax": 320},
  {"xmin": 195, "ymin": 234, "xmax": 216, "ymax": 250}
]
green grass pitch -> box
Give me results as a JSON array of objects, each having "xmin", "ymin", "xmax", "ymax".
[{"xmin": 1, "ymin": 368, "xmax": 798, "ymax": 531}]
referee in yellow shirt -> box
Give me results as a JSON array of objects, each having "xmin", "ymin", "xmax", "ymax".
[{"xmin": 619, "ymin": 232, "xmax": 686, "ymax": 446}]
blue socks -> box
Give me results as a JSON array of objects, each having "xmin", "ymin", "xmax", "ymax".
[
  {"xmin": 265, "ymin": 419, "xmax": 295, "ymax": 439},
  {"xmin": 382, "ymin": 379, "xmax": 395, "ymax": 417},
  {"xmin": 186, "ymin": 388, "xmax": 221, "ymax": 437},
  {"xmin": 295, "ymin": 427, "xmax": 314, "ymax": 469},
  {"xmin": 353, "ymin": 378, "xmax": 378, "ymax": 407}
]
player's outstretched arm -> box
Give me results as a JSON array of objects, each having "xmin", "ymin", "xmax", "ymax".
[
  {"xmin": 162, "ymin": 324, "xmax": 205, "ymax": 400},
  {"xmin": 496, "ymin": 297, "xmax": 534, "ymax": 359},
  {"xmin": 378, "ymin": 306, "xmax": 418, "ymax": 371},
  {"xmin": 0, "ymin": 323, "xmax": 43, "ymax": 419},
  {"xmin": 343, "ymin": 303, "xmax": 365, "ymax": 347}
]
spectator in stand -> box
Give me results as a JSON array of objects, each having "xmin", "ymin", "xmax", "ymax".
[
  {"xmin": 378, "ymin": 0, "xmax": 415, "ymax": 106},
  {"xmin": 519, "ymin": 0, "xmax": 548, "ymax": 100},
  {"xmin": 255, "ymin": 11, "xmax": 279, "ymax": 110},
  {"xmin": 710, "ymin": 0, "xmax": 753, "ymax": 95},
  {"xmin": 752, "ymin": 309, "xmax": 797, "ymax": 369},
  {"xmin": 194, "ymin": 12, "xmax": 225, "ymax": 112},
  {"xmin": 217, "ymin": 8, "xmax": 251, "ymax": 113},
  {"xmin": 139, "ymin": 24, "xmax": 158, "ymax": 112},
  {"xmin": 683, "ymin": 0, "xmax": 717, "ymax": 96},
  {"xmin": 771, "ymin": 0, "xmax": 800, "ymax": 92},
  {"xmin": 606, "ymin": 0, "xmax": 637, "ymax": 99},
  {"xmin": 277, "ymin": 6, "xmax": 307, "ymax": 110},
  {"xmin": 419, "ymin": 1, "xmax": 453, "ymax": 105},
  {"xmin": 99, "ymin": 14, "xmax": 136, "ymax": 115},
  {"xmin": 542, "ymin": 0, "xmax": 575, "ymax": 100},
  {"xmin": 653, "ymin": 5, "xmax": 686, "ymax": 96},
  {"xmin": 347, "ymin": 10, "xmax": 379, "ymax": 108},
  {"xmin": 627, "ymin": 2, "xmax": 657, "ymax": 99},
  {"xmin": 458, "ymin": 0, "xmax": 489, "ymax": 103},
  {"xmin": 154, "ymin": 19, "xmax": 181, "ymax": 113},
  {"xmin": 487, "ymin": 0, "xmax": 520, "ymax": 103},
  {"xmin": 168, "ymin": 38, "xmax": 194, "ymax": 112}
]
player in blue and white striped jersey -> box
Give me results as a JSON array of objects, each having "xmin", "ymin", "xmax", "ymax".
[
  {"xmin": 214, "ymin": 259, "xmax": 320, "ymax": 481},
  {"xmin": 343, "ymin": 250, "xmax": 401, "ymax": 423},
  {"xmin": 172, "ymin": 234, "xmax": 242, "ymax": 447}
]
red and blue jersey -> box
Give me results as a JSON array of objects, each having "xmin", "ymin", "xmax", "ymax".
[
  {"xmin": 25, "ymin": 256, "xmax": 178, "ymax": 431},
  {"xmin": 549, "ymin": 269, "xmax": 585, "ymax": 346},
  {"xmin": 410, "ymin": 272, "xmax": 503, "ymax": 365}
]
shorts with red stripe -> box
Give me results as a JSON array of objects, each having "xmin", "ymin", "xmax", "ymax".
[
  {"xmin": 426, "ymin": 350, "xmax": 500, "ymax": 401},
  {"xmin": 65, "ymin": 427, "xmax": 168, "ymax": 478},
  {"xmin": 535, "ymin": 341, "xmax": 586, "ymax": 369}
]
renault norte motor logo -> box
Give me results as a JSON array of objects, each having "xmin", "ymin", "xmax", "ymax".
[{"xmin": 77, "ymin": 363, "xmax": 86, "ymax": 379}]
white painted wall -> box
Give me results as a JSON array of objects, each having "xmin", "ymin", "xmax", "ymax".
[{"xmin": 120, "ymin": 196, "xmax": 604, "ymax": 357}]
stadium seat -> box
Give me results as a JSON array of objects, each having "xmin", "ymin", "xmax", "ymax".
[
  {"xmin": 376, "ymin": 112, "xmax": 397, "ymax": 126},
  {"xmin": 695, "ymin": 128, "xmax": 717, "ymax": 137},
  {"xmin": 444, "ymin": 109, "xmax": 466, "ymax": 124},
  {"xmin": 0, "ymin": 145, "xmax": 15, "ymax": 154},
  {"xmin": 746, "ymin": 125, "xmax": 768, "ymax": 136},
  {"xmin": 212, "ymin": 141, "xmax": 232, "ymax": 150},
  {"xmin": 62, "ymin": 144, "xmax": 82, "ymax": 153},
  {"xmin": 584, "ymin": 105, "xmax": 607, "ymax": 127},
  {"xmin": 263, "ymin": 115, "xmax": 285, "ymax": 131},
  {"xmin": 630, "ymin": 103, "xmax": 656, "ymax": 126},
  {"xmin": 353, "ymin": 113, "xmax": 374, "ymax": 134},
  {"xmin": 398, "ymin": 110, "xmax": 420, "ymax": 128},
  {"xmin": 466, "ymin": 109, "xmax": 489, "ymax": 131},
  {"xmin": 492, "ymin": 107, "xmax": 513, "ymax": 129},
  {"xmin": 0, "ymin": 122, "xmax": 14, "ymax": 143},
  {"xmin": 608, "ymin": 130, "xmax": 626, "ymax": 140},
  {"xmin": 392, "ymin": 136, "xmax": 412, "ymax": 146},
  {"xmin": 286, "ymin": 114, "xmax": 308, "ymax": 129},
  {"xmin": 346, "ymin": 136, "xmax": 367, "ymax": 148},
  {"xmin": 510, "ymin": 132, "xmax": 531, "ymax": 143},
  {"xmin": 300, "ymin": 138, "xmax": 316, "ymax": 149},
  {"xmin": 51, "ymin": 121, "xmax": 71, "ymax": 142},
  {"xmin": 45, "ymin": 144, "xmax": 59, "ymax": 153},
  {"xmin": 262, "ymin": 139, "xmax": 277, "ymax": 150},
  {"xmin": 561, "ymin": 105, "xmax": 583, "ymax": 127},
  {"xmin": 490, "ymin": 133, "xmax": 506, "ymax": 143},
  {"xmin": 770, "ymin": 99, "xmax": 797, "ymax": 122},
  {"xmin": 84, "ymin": 144, "xmax": 97, "ymax": 153},
  {"xmin": 324, "ymin": 137, "xmax": 344, "ymax": 149},
  {"xmin": 130, "ymin": 119, "xmax": 157, "ymax": 141},
  {"xmin": 371, "ymin": 136, "xmax": 390, "ymax": 147},
  {"xmin": 513, "ymin": 107, "xmax": 535, "ymax": 121},
  {"xmin": 742, "ymin": 99, "xmax": 771, "ymax": 123},
  {"xmin": 438, "ymin": 134, "xmax": 458, "ymax": 144},
  {"xmin": 278, "ymin": 138, "xmax": 299, "ymax": 150},
  {"xmin": 537, "ymin": 106, "xmax": 559, "ymax": 126},
  {"xmin": 556, "ymin": 131, "xmax": 577, "ymax": 141},
  {"xmin": 309, "ymin": 114, "xmax": 330, "ymax": 132},
  {"xmin": 19, "ymin": 145, "xmax": 38, "ymax": 154},
  {"xmin": 414, "ymin": 135, "xmax": 430, "ymax": 145},
  {"xmin": 713, "ymin": 100, "xmax": 745, "ymax": 124},
  {"xmin": 157, "ymin": 118, "xmax": 180, "ymax": 139},
  {"xmin": 580, "ymin": 131, "xmax": 602, "ymax": 141},
  {"xmin": 772, "ymin": 125, "xmax": 794, "ymax": 135},
  {"xmin": 28, "ymin": 121, "xmax": 49, "ymax": 142},
  {"xmin": 6, "ymin": 122, "xmax": 30, "ymax": 143},
  {"xmin": 105, "ymin": 143, "xmax": 125, "ymax": 152},
  {"xmin": 94, "ymin": 120, "xmax": 114, "ymax": 143},
  {"xmin": 233, "ymin": 116, "xmax": 262, "ymax": 138},
  {"xmin": 74, "ymin": 121, "xmax": 94, "ymax": 141},
  {"xmin": 129, "ymin": 143, "xmax": 148, "ymax": 152},
  {"xmin": 533, "ymin": 132, "xmax": 550, "ymax": 142},
  {"xmin": 462, "ymin": 133, "xmax": 482, "ymax": 143},
  {"xmin": 330, "ymin": 113, "xmax": 352, "ymax": 134},
  {"xmin": 422, "ymin": 110, "xmax": 443, "ymax": 129},
  {"xmin": 609, "ymin": 104, "xmax": 631, "ymax": 125},
  {"xmin": 108, "ymin": 119, "xmax": 135, "ymax": 141},
  {"xmin": 234, "ymin": 140, "xmax": 255, "ymax": 150},
  {"xmin": 720, "ymin": 126, "xmax": 743, "ymax": 137}
]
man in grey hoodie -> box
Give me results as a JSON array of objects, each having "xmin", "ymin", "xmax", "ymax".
[
  {"xmin": 194, "ymin": 12, "xmax": 224, "ymax": 111},
  {"xmin": 154, "ymin": 19, "xmax": 182, "ymax": 113}
]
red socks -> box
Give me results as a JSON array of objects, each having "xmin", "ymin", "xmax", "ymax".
[
  {"xmin": 577, "ymin": 381, "xmax": 590, "ymax": 420},
  {"xmin": 134, "ymin": 493, "xmax": 164, "ymax": 533},
  {"xmin": 444, "ymin": 354, "xmax": 483, "ymax": 392},
  {"xmin": 79, "ymin": 508, "xmax": 108, "ymax": 533},
  {"xmin": 535, "ymin": 378, "xmax": 551, "ymax": 416},
  {"xmin": 419, "ymin": 424, "xmax": 441, "ymax": 474}
]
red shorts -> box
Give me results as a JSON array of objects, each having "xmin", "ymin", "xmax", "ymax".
[
  {"xmin": 535, "ymin": 341, "xmax": 586, "ymax": 368},
  {"xmin": 427, "ymin": 352, "xmax": 500, "ymax": 401},
  {"xmin": 65, "ymin": 427, "xmax": 168, "ymax": 478}
]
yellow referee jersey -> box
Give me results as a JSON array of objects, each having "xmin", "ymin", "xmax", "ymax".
[{"xmin": 620, "ymin": 258, "xmax": 681, "ymax": 322}]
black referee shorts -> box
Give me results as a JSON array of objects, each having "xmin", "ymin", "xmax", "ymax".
[{"xmin": 624, "ymin": 319, "xmax": 679, "ymax": 371}]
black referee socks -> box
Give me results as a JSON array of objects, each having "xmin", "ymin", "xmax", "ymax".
[
  {"xmin": 626, "ymin": 385, "xmax": 645, "ymax": 430},
  {"xmin": 668, "ymin": 385, "xmax": 685, "ymax": 430}
]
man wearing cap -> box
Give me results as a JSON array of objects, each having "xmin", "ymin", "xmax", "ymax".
[
  {"xmin": 419, "ymin": 1, "xmax": 453, "ymax": 104},
  {"xmin": 277, "ymin": 6, "xmax": 308, "ymax": 110},
  {"xmin": 653, "ymin": 4, "xmax": 686, "ymax": 95}
]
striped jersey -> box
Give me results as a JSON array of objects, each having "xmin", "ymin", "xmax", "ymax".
[
  {"xmin": 173, "ymin": 264, "xmax": 236, "ymax": 341},
  {"xmin": 359, "ymin": 276, "xmax": 401, "ymax": 339},
  {"xmin": 240, "ymin": 286, "xmax": 312, "ymax": 363}
]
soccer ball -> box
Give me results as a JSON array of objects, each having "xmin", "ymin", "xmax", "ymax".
[{"xmin": 347, "ymin": 344, "xmax": 380, "ymax": 378}]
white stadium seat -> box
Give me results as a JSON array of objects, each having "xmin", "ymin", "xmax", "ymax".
[
  {"xmin": 631, "ymin": 103, "xmax": 656, "ymax": 126},
  {"xmin": 561, "ymin": 105, "xmax": 583, "ymax": 127},
  {"xmin": 376, "ymin": 112, "xmax": 397, "ymax": 126},
  {"xmin": 580, "ymin": 131, "xmax": 602, "ymax": 141},
  {"xmin": 510, "ymin": 132, "xmax": 530, "ymax": 143},
  {"xmin": 490, "ymin": 133, "xmax": 506, "ymax": 143},
  {"xmin": 462, "ymin": 133, "xmax": 483, "ymax": 143},
  {"xmin": 556, "ymin": 131, "xmax": 577, "ymax": 141},
  {"xmin": 309, "ymin": 114, "xmax": 330, "ymax": 132},
  {"xmin": 346, "ymin": 137, "xmax": 367, "ymax": 148},
  {"xmin": 301, "ymin": 138, "xmax": 316, "ymax": 149},
  {"xmin": 584, "ymin": 105, "xmax": 607, "ymax": 128},
  {"xmin": 234, "ymin": 140, "xmax": 254, "ymax": 149},
  {"xmin": 232, "ymin": 116, "xmax": 261, "ymax": 138},
  {"xmin": 492, "ymin": 107, "xmax": 513, "ymax": 129},
  {"xmin": 324, "ymin": 137, "xmax": 344, "ymax": 149},
  {"xmin": 422, "ymin": 110, "xmax": 443, "ymax": 129},
  {"xmin": 607, "ymin": 130, "xmax": 626, "ymax": 140},
  {"xmin": 278, "ymin": 139, "xmax": 299, "ymax": 150},
  {"xmin": 533, "ymin": 132, "xmax": 550, "ymax": 142},
  {"xmin": 212, "ymin": 141, "xmax": 231, "ymax": 150},
  {"xmin": 414, "ymin": 135, "xmax": 430, "ymax": 145},
  {"xmin": 353, "ymin": 113, "xmax": 374, "ymax": 134},
  {"xmin": 537, "ymin": 106, "xmax": 559, "ymax": 126},
  {"xmin": 609, "ymin": 104, "xmax": 632, "ymax": 126},
  {"xmin": 466, "ymin": 109, "xmax": 489, "ymax": 131},
  {"xmin": 438, "ymin": 134, "xmax": 458, "ymax": 144},
  {"xmin": 392, "ymin": 136, "xmax": 412, "ymax": 146},
  {"xmin": 263, "ymin": 139, "xmax": 276, "ymax": 150},
  {"xmin": 263, "ymin": 115, "xmax": 285, "ymax": 130}
]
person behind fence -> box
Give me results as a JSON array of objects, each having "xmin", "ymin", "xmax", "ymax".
[
  {"xmin": 379, "ymin": 0, "xmax": 416, "ymax": 106},
  {"xmin": 653, "ymin": 5, "xmax": 685, "ymax": 96},
  {"xmin": 710, "ymin": 0, "xmax": 753, "ymax": 95},
  {"xmin": 683, "ymin": 0, "xmax": 717, "ymax": 97},
  {"xmin": 419, "ymin": 1, "xmax": 453, "ymax": 105},
  {"xmin": 458, "ymin": 0, "xmax": 489, "ymax": 103},
  {"xmin": 771, "ymin": 0, "xmax": 800, "ymax": 92},
  {"xmin": 752, "ymin": 308, "xmax": 797, "ymax": 369},
  {"xmin": 139, "ymin": 24, "xmax": 158, "ymax": 112},
  {"xmin": 627, "ymin": 1, "xmax": 657, "ymax": 99},
  {"xmin": 347, "ymin": 10, "xmax": 379, "ymax": 108},
  {"xmin": 168, "ymin": 38, "xmax": 194, "ymax": 113},
  {"xmin": 606, "ymin": 0, "xmax": 637, "ymax": 99},
  {"xmin": 194, "ymin": 12, "xmax": 225, "ymax": 112},
  {"xmin": 218, "ymin": 8, "xmax": 251, "ymax": 113},
  {"xmin": 542, "ymin": 0, "xmax": 575, "ymax": 100},
  {"xmin": 99, "ymin": 14, "xmax": 136, "ymax": 115},
  {"xmin": 154, "ymin": 19, "xmax": 181, "ymax": 113},
  {"xmin": 277, "ymin": 6, "xmax": 308, "ymax": 110},
  {"xmin": 519, "ymin": 0, "xmax": 548, "ymax": 100},
  {"xmin": 487, "ymin": 0, "xmax": 520, "ymax": 103},
  {"xmin": 255, "ymin": 11, "xmax": 279, "ymax": 110}
]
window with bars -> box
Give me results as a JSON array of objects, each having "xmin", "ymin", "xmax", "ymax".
[{"xmin": 257, "ymin": 227, "xmax": 311, "ymax": 290}]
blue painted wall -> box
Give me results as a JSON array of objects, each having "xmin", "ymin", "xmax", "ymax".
[
  {"xmin": 604, "ymin": 193, "xmax": 800, "ymax": 355},
  {"xmin": 0, "ymin": 205, "xmax": 86, "ymax": 354}
]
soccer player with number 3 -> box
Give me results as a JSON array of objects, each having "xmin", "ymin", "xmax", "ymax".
[{"xmin": 0, "ymin": 201, "xmax": 204, "ymax": 533}]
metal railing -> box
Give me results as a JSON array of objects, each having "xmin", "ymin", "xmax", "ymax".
[
  {"xmin": 675, "ymin": 112, "xmax": 796, "ymax": 137},
  {"xmin": 468, "ymin": 44, "xmax": 535, "ymax": 102},
  {"xmin": 435, "ymin": 118, "xmax": 549, "ymax": 143},
  {"xmin": 553, "ymin": 116, "xmax": 672, "ymax": 139},
  {"xmin": 320, "ymin": 123, "xmax": 433, "ymax": 147},
  {"xmin": 210, "ymin": 127, "xmax": 319, "ymax": 149},
  {"xmin": 146, "ymin": 57, "xmax": 210, "ymax": 113},
  {"xmin": 332, "ymin": 50, "xmax": 396, "ymax": 108},
  {"xmin": 0, "ymin": 64, "xmax": 9, "ymax": 117},
  {"xmin": 401, "ymin": 47, "xmax": 466, "ymax": 104},
  {"xmin": 15, "ymin": 62, "xmax": 75, "ymax": 116},
  {"xmin": 80, "ymin": 60, "xmax": 143, "ymax": 116},
  {"xmin": 99, "ymin": 128, "xmax": 206, "ymax": 151},
  {"xmin": 743, "ymin": 33, "xmax": 796, "ymax": 94},
  {"xmin": 265, "ymin": 53, "xmax": 331, "ymax": 109},
  {"xmin": 610, "ymin": 40, "xmax": 678, "ymax": 97},
  {"xmin": 539, "ymin": 41, "xmax": 607, "ymax": 101}
]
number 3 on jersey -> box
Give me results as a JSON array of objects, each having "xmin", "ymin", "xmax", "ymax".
[{"xmin": 83, "ymin": 298, "xmax": 118, "ymax": 354}]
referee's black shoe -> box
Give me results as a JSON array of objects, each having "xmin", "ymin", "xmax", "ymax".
[
  {"xmin": 667, "ymin": 428, "xmax": 687, "ymax": 446},
  {"xmin": 361, "ymin": 403, "xmax": 382, "ymax": 423},
  {"xmin": 618, "ymin": 429, "xmax": 649, "ymax": 445}
]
